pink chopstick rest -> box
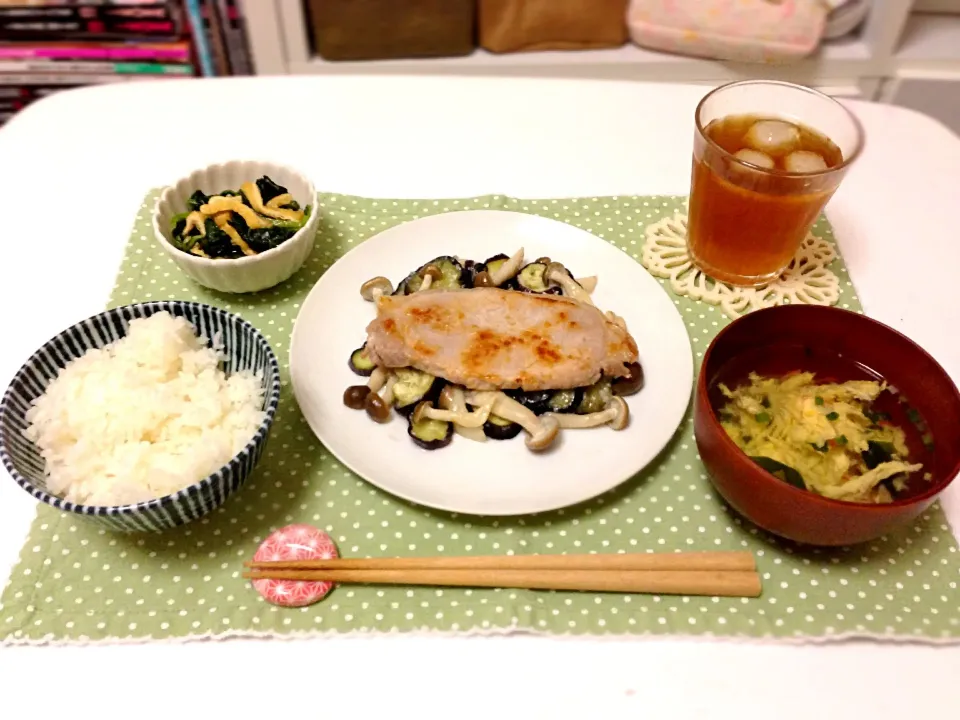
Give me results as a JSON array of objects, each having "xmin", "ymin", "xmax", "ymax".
[{"xmin": 251, "ymin": 524, "xmax": 339, "ymax": 607}]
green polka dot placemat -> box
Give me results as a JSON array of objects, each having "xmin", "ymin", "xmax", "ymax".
[{"xmin": 3, "ymin": 192, "xmax": 959, "ymax": 646}]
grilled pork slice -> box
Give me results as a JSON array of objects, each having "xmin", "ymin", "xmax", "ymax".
[{"xmin": 364, "ymin": 288, "xmax": 639, "ymax": 391}]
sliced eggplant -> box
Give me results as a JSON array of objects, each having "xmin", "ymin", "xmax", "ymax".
[
  {"xmin": 576, "ymin": 378, "xmax": 613, "ymax": 415},
  {"xmin": 612, "ymin": 362, "xmax": 644, "ymax": 397},
  {"xmin": 475, "ymin": 253, "xmax": 509, "ymax": 279},
  {"xmin": 547, "ymin": 388, "xmax": 583, "ymax": 414},
  {"xmin": 398, "ymin": 256, "xmax": 471, "ymax": 294},
  {"xmin": 516, "ymin": 262, "xmax": 562, "ymax": 295},
  {"xmin": 506, "ymin": 389, "xmax": 552, "ymax": 415},
  {"xmin": 392, "ymin": 368, "xmax": 440, "ymax": 416},
  {"xmin": 408, "ymin": 414, "xmax": 453, "ymax": 450},
  {"xmin": 483, "ymin": 414, "xmax": 523, "ymax": 440},
  {"xmin": 348, "ymin": 344, "xmax": 375, "ymax": 377}
]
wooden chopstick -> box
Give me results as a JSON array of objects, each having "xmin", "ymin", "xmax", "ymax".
[
  {"xmin": 245, "ymin": 551, "xmax": 756, "ymax": 573},
  {"xmin": 242, "ymin": 568, "xmax": 762, "ymax": 597}
]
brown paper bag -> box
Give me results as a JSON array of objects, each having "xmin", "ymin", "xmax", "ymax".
[
  {"xmin": 479, "ymin": 0, "xmax": 629, "ymax": 53},
  {"xmin": 307, "ymin": 0, "xmax": 476, "ymax": 61}
]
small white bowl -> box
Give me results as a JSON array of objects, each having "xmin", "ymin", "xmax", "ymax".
[{"xmin": 152, "ymin": 160, "xmax": 320, "ymax": 294}]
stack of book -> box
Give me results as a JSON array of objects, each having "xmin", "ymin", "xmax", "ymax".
[{"xmin": 0, "ymin": 1, "xmax": 254, "ymax": 128}]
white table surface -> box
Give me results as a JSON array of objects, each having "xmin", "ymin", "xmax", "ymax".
[{"xmin": 1, "ymin": 76, "xmax": 958, "ymax": 718}]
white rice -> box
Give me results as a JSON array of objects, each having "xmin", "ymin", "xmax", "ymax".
[{"xmin": 23, "ymin": 311, "xmax": 266, "ymax": 506}]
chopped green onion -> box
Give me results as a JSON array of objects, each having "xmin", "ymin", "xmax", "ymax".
[
  {"xmin": 836, "ymin": 435, "xmax": 848, "ymax": 445},
  {"xmin": 815, "ymin": 396, "xmax": 824, "ymax": 406},
  {"xmin": 826, "ymin": 411, "xmax": 839, "ymax": 421},
  {"xmin": 754, "ymin": 412, "xmax": 771, "ymax": 424}
]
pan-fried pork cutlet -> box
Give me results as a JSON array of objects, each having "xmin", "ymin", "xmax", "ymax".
[{"xmin": 364, "ymin": 288, "xmax": 639, "ymax": 391}]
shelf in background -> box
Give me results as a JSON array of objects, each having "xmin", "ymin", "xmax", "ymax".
[
  {"xmin": 288, "ymin": 36, "xmax": 873, "ymax": 86},
  {"xmin": 896, "ymin": 13, "xmax": 960, "ymax": 70}
]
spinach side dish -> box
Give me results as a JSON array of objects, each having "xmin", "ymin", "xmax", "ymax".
[{"xmin": 169, "ymin": 175, "xmax": 311, "ymax": 259}]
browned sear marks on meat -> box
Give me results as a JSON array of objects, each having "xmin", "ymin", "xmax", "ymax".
[
  {"xmin": 413, "ymin": 340, "xmax": 437, "ymax": 357},
  {"xmin": 407, "ymin": 305, "xmax": 456, "ymax": 332},
  {"xmin": 461, "ymin": 327, "xmax": 562, "ymax": 373}
]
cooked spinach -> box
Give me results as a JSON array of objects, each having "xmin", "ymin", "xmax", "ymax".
[
  {"xmin": 256, "ymin": 176, "xmax": 287, "ymax": 203},
  {"xmin": 246, "ymin": 226, "xmax": 297, "ymax": 254},
  {"xmin": 750, "ymin": 456, "xmax": 806, "ymax": 490},
  {"xmin": 862, "ymin": 440, "xmax": 895, "ymax": 470},
  {"xmin": 187, "ymin": 190, "xmax": 209, "ymax": 212},
  {"xmin": 199, "ymin": 219, "xmax": 244, "ymax": 259},
  {"xmin": 169, "ymin": 176, "xmax": 310, "ymax": 259}
]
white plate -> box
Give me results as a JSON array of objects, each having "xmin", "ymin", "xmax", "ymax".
[{"xmin": 289, "ymin": 211, "xmax": 693, "ymax": 515}]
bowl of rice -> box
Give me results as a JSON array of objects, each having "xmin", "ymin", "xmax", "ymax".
[{"xmin": 0, "ymin": 301, "xmax": 281, "ymax": 532}]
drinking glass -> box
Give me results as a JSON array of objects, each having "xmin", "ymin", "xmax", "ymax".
[{"xmin": 687, "ymin": 80, "xmax": 865, "ymax": 287}]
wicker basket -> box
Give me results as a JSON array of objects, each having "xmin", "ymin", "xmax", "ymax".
[
  {"xmin": 307, "ymin": 0, "xmax": 476, "ymax": 61},
  {"xmin": 478, "ymin": 0, "xmax": 628, "ymax": 53}
]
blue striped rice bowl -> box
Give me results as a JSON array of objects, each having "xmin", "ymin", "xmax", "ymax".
[{"xmin": 0, "ymin": 301, "xmax": 281, "ymax": 533}]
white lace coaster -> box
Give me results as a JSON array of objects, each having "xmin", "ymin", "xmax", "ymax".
[{"xmin": 641, "ymin": 212, "xmax": 840, "ymax": 319}]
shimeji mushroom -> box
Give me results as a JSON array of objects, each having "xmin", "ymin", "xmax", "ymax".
[
  {"xmin": 577, "ymin": 276, "xmax": 598, "ymax": 294},
  {"xmin": 439, "ymin": 385, "xmax": 487, "ymax": 442},
  {"xmin": 412, "ymin": 390, "xmax": 495, "ymax": 428},
  {"xmin": 342, "ymin": 366, "xmax": 389, "ymax": 412},
  {"xmin": 547, "ymin": 396, "xmax": 629, "ymax": 431},
  {"xmin": 417, "ymin": 264, "xmax": 442, "ymax": 291},
  {"xmin": 544, "ymin": 262, "xmax": 593, "ymax": 304},
  {"xmin": 360, "ymin": 276, "xmax": 394, "ymax": 302},
  {"xmin": 364, "ymin": 371, "xmax": 396, "ymax": 423},
  {"xmin": 465, "ymin": 390, "xmax": 560, "ymax": 451},
  {"xmin": 474, "ymin": 248, "xmax": 525, "ymax": 288}
]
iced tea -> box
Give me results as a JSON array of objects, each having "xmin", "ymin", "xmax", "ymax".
[{"xmin": 687, "ymin": 81, "xmax": 864, "ymax": 287}]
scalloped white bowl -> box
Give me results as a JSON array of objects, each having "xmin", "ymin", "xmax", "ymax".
[{"xmin": 152, "ymin": 160, "xmax": 320, "ymax": 294}]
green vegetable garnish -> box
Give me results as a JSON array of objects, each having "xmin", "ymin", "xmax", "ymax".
[
  {"xmin": 836, "ymin": 435, "xmax": 848, "ymax": 445},
  {"xmin": 815, "ymin": 396, "xmax": 824, "ymax": 406},
  {"xmin": 169, "ymin": 175, "xmax": 307, "ymax": 260},
  {"xmin": 826, "ymin": 411, "xmax": 840, "ymax": 421},
  {"xmin": 750, "ymin": 456, "xmax": 806, "ymax": 490},
  {"xmin": 754, "ymin": 412, "xmax": 771, "ymax": 424}
]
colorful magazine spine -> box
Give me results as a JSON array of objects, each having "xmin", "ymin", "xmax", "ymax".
[
  {"xmin": 183, "ymin": 0, "xmax": 215, "ymax": 76},
  {"xmin": 200, "ymin": 0, "xmax": 230, "ymax": 75},
  {"xmin": 0, "ymin": 60, "xmax": 193, "ymax": 74},
  {"xmin": 215, "ymin": 0, "xmax": 252, "ymax": 75},
  {"xmin": 0, "ymin": 42, "xmax": 191, "ymax": 62},
  {"xmin": 0, "ymin": 3, "xmax": 183, "ymax": 40}
]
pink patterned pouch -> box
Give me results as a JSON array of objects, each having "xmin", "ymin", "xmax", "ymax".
[{"xmin": 627, "ymin": 0, "xmax": 830, "ymax": 63}]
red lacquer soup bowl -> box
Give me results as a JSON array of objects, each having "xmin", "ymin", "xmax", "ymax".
[{"xmin": 694, "ymin": 305, "xmax": 960, "ymax": 546}]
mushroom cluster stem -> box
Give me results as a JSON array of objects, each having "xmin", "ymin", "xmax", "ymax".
[
  {"xmin": 544, "ymin": 262, "xmax": 593, "ymax": 305},
  {"xmin": 367, "ymin": 366, "xmax": 387, "ymax": 393},
  {"xmin": 379, "ymin": 373, "xmax": 398, "ymax": 405},
  {"xmin": 546, "ymin": 397, "xmax": 629, "ymax": 431},
  {"xmin": 489, "ymin": 248, "xmax": 525, "ymax": 287},
  {"xmin": 465, "ymin": 390, "xmax": 560, "ymax": 451},
  {"xmin": 413, "ymin": 394, "xmax": 495, "ymax": 428},
  {"xmin": 577, "ymin": 276, "xmax": 598, "ymax": 294},
  {"xmin": 439, "ymin": 386, "xmax": 487, "ymax": 442}
]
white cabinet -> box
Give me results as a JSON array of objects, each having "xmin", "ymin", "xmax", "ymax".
[{"xmin": 238, "ymin": 1, "xmax": 960, "ymax": 111}]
